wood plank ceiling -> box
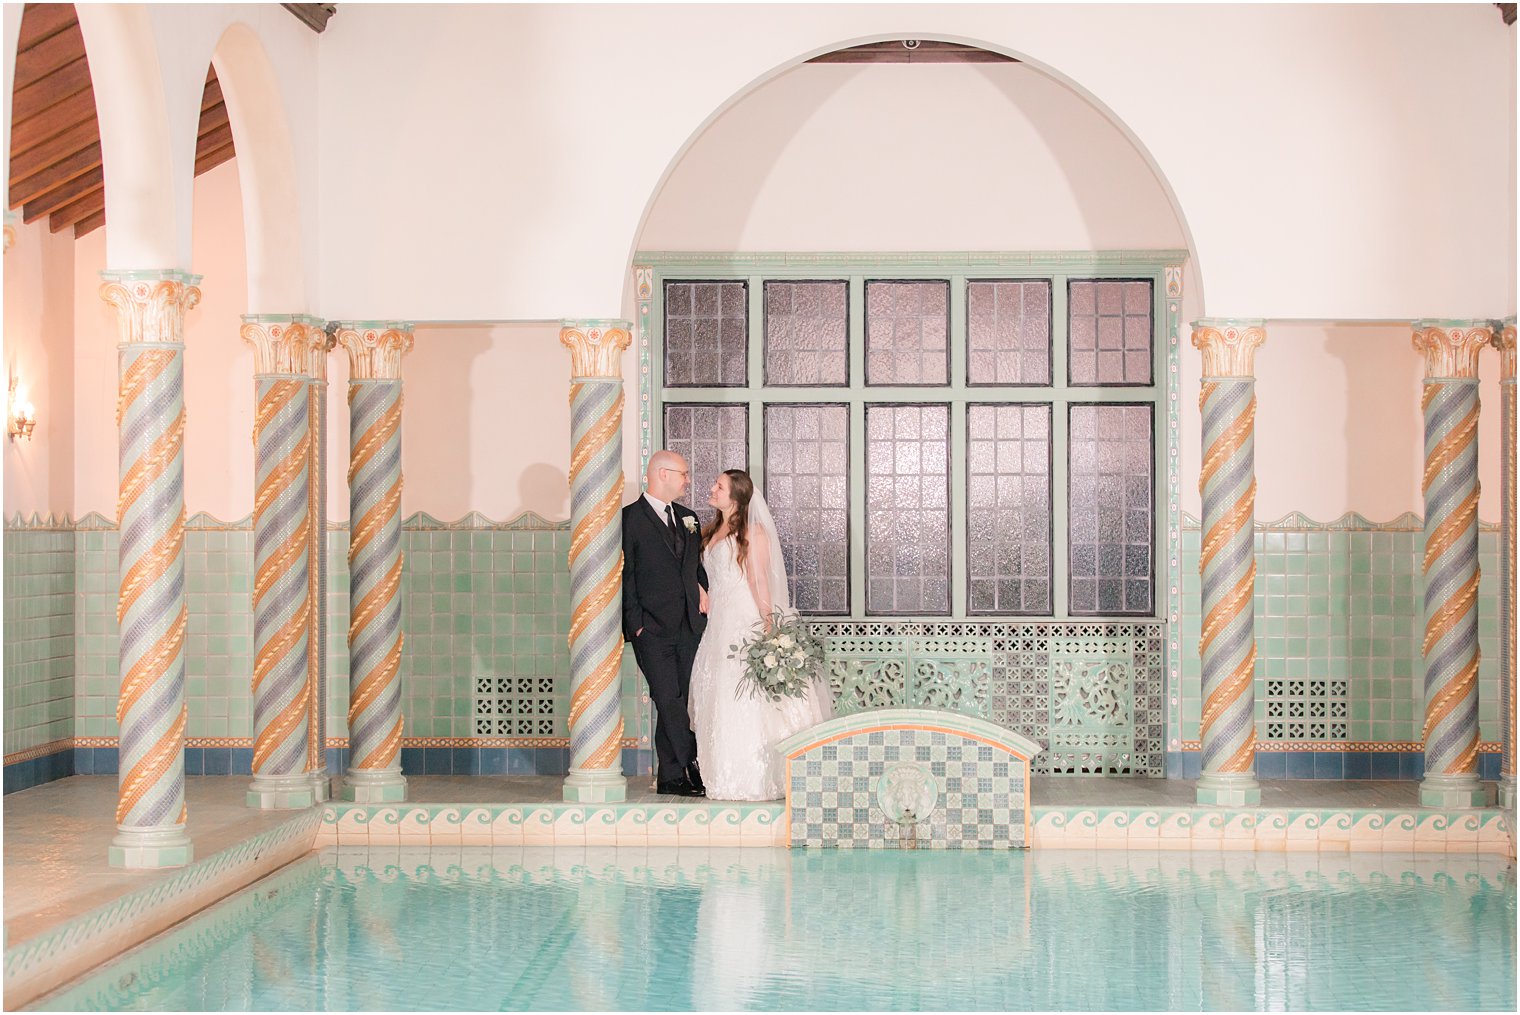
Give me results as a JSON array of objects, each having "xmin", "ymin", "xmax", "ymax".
[
  {"xmin": 7, "ymin": 2, "xmax": 234, "ymax": 239},
  {"xmin": 807, "ymin": 41, "xmax": 1016, "ymax": 64}
]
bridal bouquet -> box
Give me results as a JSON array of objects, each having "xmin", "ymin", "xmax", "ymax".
[{"xmin": 729, "ymin": 610, "xmax": 824, "ymax": 703}]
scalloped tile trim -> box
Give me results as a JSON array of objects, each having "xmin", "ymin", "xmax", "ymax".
[
  {"xmin": 4, "ymin": 808, "xmax": 322, "ymax": 1009},
  {"xmin": 14, "ymin": 510, "xmax": 571, "ymax": 531},
  {"xmin": 1030, "ymin": 806, "xmax": 1512, "ymax": 854},
  {"xmin": 1181, "ymin": 510, "xmax": 1500, "ymax": 531},
  {"xmin": 319, "ymin": 803, "xmax": 787, "ymax": 849}
]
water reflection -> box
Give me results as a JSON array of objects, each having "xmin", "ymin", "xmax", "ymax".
[{"xmin": 41, "ymin": 849, "xmax": 1517, "ymax": 1012}]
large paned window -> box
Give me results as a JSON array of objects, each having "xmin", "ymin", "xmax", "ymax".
[{"xmin": 652, "ymin": 256, "xmax": 1168, "ymax": 619}]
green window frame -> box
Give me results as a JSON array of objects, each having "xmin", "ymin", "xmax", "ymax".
[{"xmin": 639, "ymin": 252, "xmax": 1181, "ymax": 621}]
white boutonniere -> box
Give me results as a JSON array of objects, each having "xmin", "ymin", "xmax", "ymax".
[{"xmin": 682, "ymin": 516, "xmax": 699, "ymax": 534}]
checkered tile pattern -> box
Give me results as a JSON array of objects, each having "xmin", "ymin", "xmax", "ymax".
[{"xmin": 789, "ymin": 728, "xmax": 1027, "ymax": 849}]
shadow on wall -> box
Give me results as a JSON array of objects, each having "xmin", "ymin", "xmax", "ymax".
[
  {"xmin": 1322, "ymin": 323, "xmax": 1419, "ymax": 522},
  {"xmin": 520, "ymin": 462, "xmax": 568, "ymax": 521},
  {"xmin": 405, "ymin": 326, "xmax": 493, "ymax": 520}
]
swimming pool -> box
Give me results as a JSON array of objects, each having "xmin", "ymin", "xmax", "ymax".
[{"xmin": 36, "ymin": 847, "xmax": 1517, "ymax": 1011}]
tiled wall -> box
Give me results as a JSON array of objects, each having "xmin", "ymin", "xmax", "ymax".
[
  {"xmin": 1177, "ymin": 519, "xmax": 1503, "ymax": 748},
  {"xmin": 65, "ymin": 516, "xmax": 648, "ymax": 767},
  {"xmin": 2, "ymin": 525, "xmax": 75, "ymax": 786}
]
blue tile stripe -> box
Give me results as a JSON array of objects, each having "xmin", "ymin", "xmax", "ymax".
[
  {"xmin": 1166, "ymin": 750, "xmax": 1501, "ymax": 781},
  {"xmin": 2, "ymin": 747, "xmax": 75, "ymax": 794}
]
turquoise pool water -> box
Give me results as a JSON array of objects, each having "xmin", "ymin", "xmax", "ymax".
[{"xmin": 38, "ymin": 848, "xmax": 1516, "ymax": 1011}]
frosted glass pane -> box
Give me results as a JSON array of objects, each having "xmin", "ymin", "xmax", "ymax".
[
  {"xmin": 1068, "ymin": 279, "xmax": 1152, "ymax": 385},
  {"xmin": 1067, "ymin": 404, "xmax": 1153, "ymax": 615},
  {"xmin": 967, "ymin": 280, "xmax": 1051, "ymax": 385},
  {"xmin": 765, "ymin": 281, "xmax": 848, "ymax": 386},
  {"xmin": 665, "ymin": 281, "xmax": 748, "ymax": 387},
  {"xmin": 865, "ymin": 281, "xmax": 949, "ymax": 386},
  {"xmin": 663, "ymin": 404, "xmax": 747, "ymax": 510},
  {"xmin": 967, "ymin": 403, "xmax": 1052, "ymax": 614},
  {"xmin": 865, "ymin": 404, "xmax": 949, "ymax": 614},
  {"xmin": 765, "ymin": 404, "xmax": 850, "ymax": 614}
]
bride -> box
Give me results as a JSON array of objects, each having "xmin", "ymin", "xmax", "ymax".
[{"xmin": 688, "ymin": 469, "xmax": 833, "ymax": 801}]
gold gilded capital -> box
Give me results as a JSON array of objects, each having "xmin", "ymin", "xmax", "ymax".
[
  {"xmin": 1493, "ymin": 320, "xmax": 1516, "ymax": 381},
  {"xmin": 240, "ymin": 319, "xmax": 329, "ymax": 376},
  {"xmin": 560, "ymin": 320, "xmax": 632, "ymax": 379},
  {"xmin": 335, "ymin": 324, "xmax": 413, "ymax": 381},
  {"xmin": 1412, "ymin": 321, "xmax": 1490, "ymax": 379},
  {"xmin": 1191, "ymin": 319, "xmax": 1265, "ymax": 378},
  {"xmin": 99, "ymin": 273, "xmax": 203, "ymax": 346}
]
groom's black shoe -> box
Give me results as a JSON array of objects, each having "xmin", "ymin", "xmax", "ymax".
[
  {"xmin": 656, "ymin": 777, "xmax": 704, "ymax": 797},
  {"xmin": 686, "ymin": 762, "xmax": 706, "ymax": 796}
]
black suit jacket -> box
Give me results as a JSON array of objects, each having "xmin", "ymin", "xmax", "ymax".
[{"xmin": 622, "ymin": 497, "xmax": 709, "ymax": 642}]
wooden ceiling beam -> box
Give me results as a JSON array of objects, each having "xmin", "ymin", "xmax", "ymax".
[
  {"xmin": 195, "ymin": 140, "xmax": 237, "ymax": 178},
  {"xmin": 10, "ymin": 141, "xmax": 100, "ymax": 208},
  {"xmin": 22, "ymin": 166, "xmax": 101, "ymax": 224},
  {"xmin": 17, "ymin": 3, "xmax": 78, "ymax": 51},
  {"xmin": 198, "ymin": 103, "xmax": 230, "ymax": 143},
  {"xmin": 9, "ymin": 88, "xmax": 97, "ymax": 154},
  {"xmin": 12, "ymin": 56, "xmax": 94, "ymax": 123},
  {"xmin": 73, "ymin": 208, "xmax": 106, "ymax": 238},
  {"xmin": 9, "ymin": 116, "xmax": 98, "ymax": 187},
  {"xmin": 46, "ymin": 185, "xmax": 105, "ymax": 233},
  {"xmin": 13, "ymin": 22, "xmax": 86, "ymax": 84},
  {"xmin": 201, "ymin": 74, "xmax": 224, "ymax": 114},
  {"xmin": 195, "ymin": 122, "xmax": 234, "ymax": 161}
]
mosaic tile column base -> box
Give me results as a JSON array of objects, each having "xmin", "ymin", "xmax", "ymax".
[
  {"xmin": 107, "ymin": 823, "xmax": 194, "ymax": 869},
  {"xmin": 341, "ymin": 770, "xmax": 408, "ymax": 803},
  {"xmin": 1419, "ymin": 772, "xmax": 1486, "ymax": 809},
  {"xmin": 1195, "ymin": 772, "xmax": 1260, "ymax": 807},
  {"xmin": 247, "ymin": 772, "xmax": 316, "ymax": 810},
  {"xmin": 562, "ymin": 767, "xmax": 628, "ymax": 804}
]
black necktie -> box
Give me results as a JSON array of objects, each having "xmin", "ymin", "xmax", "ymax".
[{"xmin": 665, "ymin": 503, "xmax": 683, "ymax": 555}]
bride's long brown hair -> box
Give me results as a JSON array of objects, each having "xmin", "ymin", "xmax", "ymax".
[{"xmin": 702, "ymin": 469, "xmax": 754, "ymax": 571}]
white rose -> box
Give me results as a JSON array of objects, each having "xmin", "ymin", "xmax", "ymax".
[
  {"xmin": 764, "ymin": 653, "xmax": 778, "ymax": 669},
  {"xmin": 777, "ymin": 635, "xmax": 794, "ymax": 649},
  {"xmin": 793, "ymin": 649, "xmax": 807, "ymax": 662},
  {"xmin": 683, "ymin": 516, "xmax": 698, "ymax": 532}
]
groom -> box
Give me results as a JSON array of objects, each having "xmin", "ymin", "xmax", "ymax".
[{"xmin": 621, "ymin": 450, "xmax": 708, "ymax": 797}]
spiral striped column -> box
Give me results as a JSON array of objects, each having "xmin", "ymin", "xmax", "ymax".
[
  {"xmin": 1413, "ymin": 321, "xmax": 1490, "ymax": 809},
  {"xmin": 561, "ymin": 321, "xmax": 632, "ymax": 803},
  {"xmin": 101, "ymin": 271, "xmax": 201, "ymax": 869},
  {"xmin": 308, "ymin": 329, "xmax": 336, "ymax": 803},
  {"xmin": 336, "ymin": 325, "xmax": 413, "ymax": 803},
  {"xmin": 1494, "ymin": 320, "xmax": 1515, "ymax": 810},
  {"xmin": 241, "ymin": 318, "xmax": 327, "ymax": 809},
  {"xmin": 1191, "ymin": 320, "xmax": 1265, "ymax": 806}
]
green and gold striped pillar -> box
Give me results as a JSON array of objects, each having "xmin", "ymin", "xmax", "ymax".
[
  {"xmin": 1494, "ymin": 319, "xmax": 1515, "ymax": 810},
  {"xmin": 1412, "ymin": 320, "xmax": 1491, "ymax": 809},
  {"xmin": 561, "ymin": 320, "xmax": 631, "ymax": 803},
  {"xmin": 100, "ymin": 271, "xmax": 202, "ymax": 868},
  {"xmin": 1191, "ymin": 320, "xmax": 1265, "ymax": 807},
  {"xmin": 241, "ymin": 317, "xmax": 327, "ymax": 810},
  {"xmin": 307, "ymin": 328, "xmax": 336, "ymax": 803},
  {"xmin": 336, "ymin": 324, "xmax": 413, "ymax": 803}
]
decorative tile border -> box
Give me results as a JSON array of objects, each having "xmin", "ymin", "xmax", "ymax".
[
  {"xmin": 1030, "ymin": 805, "xmax": 1513, "ymax": 854},
  {"xmin": 317, "ymin": 802, "xmax": 788, "ymax": 848},
  {"xmin": 3, "ymin": 808, "xmax": 322, "ymax": 1009},
  {"xmin": 1179, "ymin": 510, "xmax": 1500, "ymax": 532}
]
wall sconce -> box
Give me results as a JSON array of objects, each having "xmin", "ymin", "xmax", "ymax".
[{"xmin": 8, "ymin": 378, "xmax": 36, "ymax": 442}]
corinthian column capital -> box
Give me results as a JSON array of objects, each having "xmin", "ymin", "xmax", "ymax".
[
  {"xmin": 240, "ymin": 315, "xmax": 329, "ymax": 376},
  {"xmin": 1412, "ymin": 320, "xmax": 1491, "ymax": 379},
  {"xmin": 1493, "ymin": 318, "xmax": 1516, "ymax": 381},
  {"xmin": 99, "ymin": 270, "xmax": 203, "ymax": 347},
  {"xmin": 334, "ymin": 322, "xmax": 413, "ymax": 380},
  {"xmin": 1191, "ymin": 319, "xmax": 1265, "ymax": 378},
  {"xmin": 560, "ymin": 319, "xmax": 632, "ymax": 379}
]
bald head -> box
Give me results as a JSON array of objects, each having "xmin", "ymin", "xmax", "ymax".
[{"xmin": 646, "ymin": 450, "xmax": 690, "ymax": 502}]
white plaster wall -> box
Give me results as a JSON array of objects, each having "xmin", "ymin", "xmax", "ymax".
[
  {"xmin": 2, "ymin": 216, "xmax": 76, "ymax": 519},
  {"xmin": 315, "ymin": 3, "xmax": 1515, "ymax": 322},
  {"xmin": 639, "ymin": 63, "xmax": 1183, "ymax": 251}
]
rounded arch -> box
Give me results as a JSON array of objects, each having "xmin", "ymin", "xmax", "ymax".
[
  {"xmin": 623, "ymin": 31, "xmax": 1203, "ymax": 310},
  {"xmin": 209, "ymin": 22, "xmax": 305, "ymax": 312},
  {"xmin": 74, "ymin": 4, "xmax": 180, "ymax": 268}
]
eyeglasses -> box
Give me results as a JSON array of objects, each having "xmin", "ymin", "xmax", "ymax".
[{"xmin": 661, "ymin": 466, "xmax": 689, "ymax": 477}]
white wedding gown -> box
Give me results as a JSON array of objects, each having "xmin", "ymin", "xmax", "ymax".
[{"xmin": 688, "ymin": 531, "xmax": 832, "ymax": 801}]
